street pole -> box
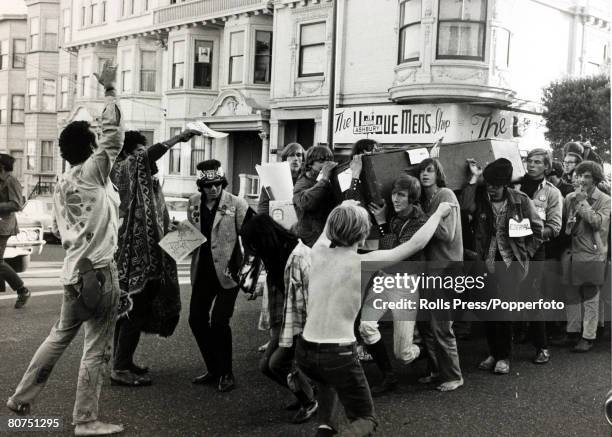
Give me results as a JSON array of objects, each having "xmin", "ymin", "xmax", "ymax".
[{"xmin": 326, "ymin": 0, "xmax": 338, "ymax": 151}]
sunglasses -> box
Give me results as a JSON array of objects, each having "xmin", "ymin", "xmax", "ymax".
[{"xmin": 202, "ymin": 181, "xmax": 223, "ymax": 188}]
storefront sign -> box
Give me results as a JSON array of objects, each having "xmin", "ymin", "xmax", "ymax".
[{"xmin": 321, "ymin": 103, "xmax": 545, "ymax": 146}]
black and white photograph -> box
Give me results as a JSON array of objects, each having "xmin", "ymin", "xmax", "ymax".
[{"xmin": 0, "ymin": 0, "xmax": 610, "ymax": 435}]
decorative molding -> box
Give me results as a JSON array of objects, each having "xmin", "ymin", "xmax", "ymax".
[
  {"xmin": 393, "ymin": 68, "xmax": 418, "ymax": 86},
  {"xmin": 294, "ymin": 80, "xmax": 325, "ymax": 96},
  {"xmin": 434, "ymin": 67, "xmax": 486, "ymax": 82},
  {"xmin": 205, "ymin": 89, "xmax": 260, "ymax": 116}
]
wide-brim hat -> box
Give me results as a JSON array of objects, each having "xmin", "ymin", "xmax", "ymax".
[{"xmin": 483, "ymin": 158, "xmax": 513, "ymax": 186}]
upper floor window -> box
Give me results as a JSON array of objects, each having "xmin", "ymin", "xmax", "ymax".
[
  {"xmin": 81, "ymin": 6, "xmax": 86, "ymax": 27},
  {"xmin": 40, "ymin": 140, "xmax": 54, "ymax": 172},
  {"xmin": 30, "ymin": 17, "xmax": 40, "ymax": 51},
  {"xmin": 193, "ymin": 40, "xmax": 213, "ymax": 89},
  {"xmin": 398, "ymin": 0, "xmax": 421, "ymax": 63},
  {"xmin": 140, "ymin": 50, "xmax": 156, "ymax": 92},
  {"xmin": 81, "ymin": 57, "xmax": 91, "ymax": 97},
  {"xmin": 229, "ymin": 31, "xmax": 244, "ymax": 84},
  {"xmin": 190, "ymin": 136, "xmax": 205, "ymax": 175},
  {"xmin": 10, "ymin": 151, "xmax": 23, "ymax": 179},
  {"xmin": 172, "ymin": 41, "xmax": 184, "ymax": 88},
  {"xmin": 60, "ymin": 76, "xmax": 70, "ymax": 109},
  {"xmin": 44, "ymin": 18, "xmax": 58, "ymax": 50},
  {"xmin": 62, "ymin": 9, "xmax": 70, "ymax": 43},
  {"xmin": 144, "ymin": 0, "xmax": 150, "ymax": 11},
  {"xmin": 437, "ymin": 0, "xmax": 486, "ymax": 60},
  {"xmin": 0, "ymin": 41, "xmax": 8, "ymax": 70},
  {"xmin": 11, "ymin": 95, "xmax": 24, "ymax": 124},
  {"xmin": 26, "ymin": 140, "xmax": 35, "ymax": 170},
  {"xmin": 90, "ymin": 3, "xmax": 97, "ymax": 25},
  {"xmin": 27, "ymin": 79, "xmax": 37, "ymax": 111},
  {"xmin": 42, "ymin": 80, "xmax": 56, "ymax": 111},
  {"xmin": 121, "ymin": 50, "xmax": 132, "ymax": 93},
  {"xmin": 101, "ymin": 1, "xmax": 107, "ymax": 22},
  {"xmin": 168, "ymin": 127, "xmax": 181, "ymax": 174},
  {"xmin": 298, "ymin": 22, "xmax": 325, "ymax": 77},
  {"xmin": 0, "ymin": 96, "xmax": 7, "ymax": 124},
  {"xmin": 13, "ymin": 39, "xmax": 25, "ymax": 68},
  {"xmin": 254, "ymin": 31, "xmax": 272, "ymax": 84}
]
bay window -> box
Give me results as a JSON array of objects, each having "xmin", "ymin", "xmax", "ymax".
[
  {"xmin": 193, "ymin": 40, "xmax": 213, "ymax": 89},
  {"xmin": 140, "ymin": 50, "xmax": 156, "ymax": 92},
  {"xmin": 172, "ymin": 41, "xmax": 184, "ymax": 89},
  {"xmin": 44, "ymin": 18, "xmax": 58, "ymax": 50},
  {"xmin": 27, "ymin": 79, "xmax": 37, "ymax": 110},
  {"xmin": 437, "ymin": 0, "xmax": 487, "ymax": 60},
  {"xmin": 30, "ymin": 17, "xmax": 39, "ymax": 51},
  {"xmin": 229, "ymin": 32, "xmax": 244, "ymax": 84},
  {"xmin": 254, "ymin": 31, "xmax": 272, "ymax": 84},
  {"xmin": 398, "ymin": 0, "xmax": 421, "ymax": 63},
  {"xmin": 298, "ymin": 22, "xmax": 325, "ymax": 77},
  {"xmin": 42, "ymin": 80, "xmax": 56, "ymax": 112}
]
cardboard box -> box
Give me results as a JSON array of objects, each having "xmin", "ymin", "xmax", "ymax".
[
  {"xmin": 269, "ymin": 200, "xmax": 297, "ymax": 230},
  {"xmin": 437, "ymin": 139, "xmax": 525, "ymax": 190}
]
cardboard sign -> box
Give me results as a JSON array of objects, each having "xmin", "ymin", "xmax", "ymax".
[
  {"xmin": 159, "ymin": 220, "xmax": 207, "ymax": 263},
  {"xmin": 508, "ymin": 218, "xmax": 533, "ymax": 237}
]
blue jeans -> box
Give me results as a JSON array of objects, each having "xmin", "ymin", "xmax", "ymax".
[
  {"xmin": 296, "ymin": 337, "xmax": 376, "ymax": 436},
  {"xmin": 9, "ymin": 263, "xmax": 120, "ymax": 424}
]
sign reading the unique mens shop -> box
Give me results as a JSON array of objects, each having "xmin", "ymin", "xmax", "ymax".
[{"xmin": 321, "ymin": 103, "xmax": 541, "ymax": 145}]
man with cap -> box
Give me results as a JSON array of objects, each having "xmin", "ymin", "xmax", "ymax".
[
  {"xmin": 460, "ymin": 158, "xmax": 543, "ymax": 375},
  {"xmin": 0, "ymin": 153, "xmax": 29, "ymax": 308},
  {"xmin": 515, "ymin": 149, "xmax": 562, "ymax": 365},
  {"xmin": 187, "ymin": 159, "xmax": 249, "ymax": 392}
]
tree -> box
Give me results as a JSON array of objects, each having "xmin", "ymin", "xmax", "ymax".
[{"xmin": 542, "ymin": 74, "xmax": 610, "ymax": 161}]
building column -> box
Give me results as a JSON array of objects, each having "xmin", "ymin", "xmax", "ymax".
[{"xmin": 259, "ymin": 131, "xmax": 270, "ymax": 163}]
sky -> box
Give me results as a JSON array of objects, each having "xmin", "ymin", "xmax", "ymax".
[{"xmin": 0, "ymin": 0, "xmax": 27, "ymax": 15}]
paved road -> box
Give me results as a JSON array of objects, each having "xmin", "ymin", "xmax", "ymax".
[{"xmin": 0, "ymin": 244, "xmax": 610, "ymax": 436}]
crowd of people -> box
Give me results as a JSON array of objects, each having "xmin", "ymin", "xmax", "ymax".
[{"xmin": 3, "ymin": 63, "xmax": 611, "ymax": 437}]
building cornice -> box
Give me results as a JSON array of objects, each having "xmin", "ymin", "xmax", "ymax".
[{"xmin": 0, "ymin": 14, "xmax": 27, "ymax": 22}]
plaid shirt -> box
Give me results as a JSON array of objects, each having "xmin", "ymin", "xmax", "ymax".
[{"xmin": 279, "ymin": 241, "xmax": 311, "ymax": 347}]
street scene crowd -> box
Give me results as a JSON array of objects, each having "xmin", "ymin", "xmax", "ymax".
[{"xmin": 1, "ymin": 64, "xmax": 611, "ymax": 436}]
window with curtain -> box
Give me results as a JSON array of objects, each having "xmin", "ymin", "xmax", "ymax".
[
  {"xmin": 62, "ymin": 9, "xmax": 70, "ymax": 43},
  {"xmin": 298, "ymin": 22, "xmax": 325, "ymax": 77},
  {"xmin": 13, "ymin": 39, "xmax": 25, "ymax": 68},
  {"xmin": 60, "ymin": 76, "xmax": 69, "ymax": 109},
  {"xmin": 190, "ymin": 136, "xmax": 205, "ymax": 175},
  {"xmin": 140, "ymin": 50, "xmax": 156, "ymax": 92},
  {"xmin": 30, "ymin": 17, "xmax": 39, "ymax": 51},
  {"xmin": 121, "ymin": 50, "xmax": 132, "ymax": 93},
  {"xmin": 44, "ymin": 18, "xmax": 58, "ymax": 50},
  {"xmin": 81, "ymin": 57, "xmax": 91, "ymax": 97},
  {"xmin": 0, "ymin": 41, "xmax": 7, "ymax": 69},
  {"xmin": 254, "ymin": 31, "xmax": 272, "ymax": 84},
  {"xmin": 398, "ymin": 0, "xmax": 422, "ymax": 63},
  {"xmin": 11, "ymin": 95, "xmax": 24, "ymax": 123},
  {"xmin": 26, "ymin": 140, "xmax": 36, "ymax": 170},
  {"xmin": 10, "ymin": 151, "xmax": 23, "ymax": 179},
  {"xmin": 193, "ymin": 40, "xmax": 213, "ymax": 88},
  {"xmin": 437, "ymin": 0, "xmax": 487, "ymax": 60},
  {"xmin": 42, "ymin": 80, "xmax": 56, "ymax": 111},
  {"xmin": 229, "ymin": 31, "xmax": 244, "ymax": 84},
  {"xmin": 172, "ymin": 41, "xmax": 184, "ymax": 88},
  {"xmin": 27, "ymin": 79, "xmax": 37, "ymax": 111},
  {"xmin": 168, "ymin": 128, "xmax": 181, "ymax": 174},
  {"xmin": 0, "ymin": 96, "xmax": 7, "ymax": 124},
  {"xmin": 40, "ymin": 141, "xmax": 54, "ymax": 172}
]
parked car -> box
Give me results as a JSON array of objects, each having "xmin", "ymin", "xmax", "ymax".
[
  {"xmin": 165, "ymin": 197, "xmax": 188, "ymax": 223},
  {"xmin": 21, "ymin": 197, "xmax": 55, "ymax": 241},
  {"xmin": 4, "ymin": 212, "xmax": 46, "ymax": 273}
]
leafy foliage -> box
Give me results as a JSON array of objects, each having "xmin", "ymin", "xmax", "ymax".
[{"xmin": 542, "ymin": 74, "xmax": 610, "ymax": 161}]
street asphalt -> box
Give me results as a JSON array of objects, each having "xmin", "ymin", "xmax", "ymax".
[{"xmin": 0, "ymin": 244, "xmax": 610, "ymax": 436}]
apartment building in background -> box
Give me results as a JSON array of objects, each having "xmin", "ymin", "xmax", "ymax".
[{"xmin": 1, "ymin": 0, "xmax": 609, "ymax": 199}]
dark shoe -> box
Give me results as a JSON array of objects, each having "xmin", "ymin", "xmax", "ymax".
[
  {"xmin": 14, "ymin": 287, "xmax": 31, "ymax": 309},
  {"xmin": 371, "ymin": 372, "xmax": 398, "ymax": 397},
  {"xmin": 192, "ymin": 372, "xmax": 218, "ymax": 386},
  {"xmin": 533, "ymin": 348, "xmax": 550, "ymax": 364},
  {"xmin": 110, "ymin": 370, "xmax": 152, "ymax": 387},
  {"xmin": 550, "ymin": 333, "xmax": 580, "ymax": 347},
  {"xmin": 291, "ymin": 400, "xmax": 318, "ymax": 424},
  {"xmin": 6, "ymin": 398, "xmax": 30, "ymax": 415},
  {"xmin": 478, "ymin": 356, "xmax": 495, "ymax": 371},
  {"xmin": 572, "ymin": 338, "xmax": 594, "ymax": 353},
  {"xmin": 129, "ymin": 363, "xmax": 149, "ymax": 375},
  {"xmin": 285, "ymin": 399, "xmax": 301, "ymax": 411},
  {"xmin": 217, "ymin": 374, "xmax": 235, "ymax": 392}
]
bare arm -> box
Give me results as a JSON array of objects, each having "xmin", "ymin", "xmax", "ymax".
[{"xmin": 362, "ymin": 203, "xmax": 452, "ymax": 267}]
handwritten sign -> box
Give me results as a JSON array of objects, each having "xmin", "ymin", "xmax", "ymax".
[
  {"xmin": 508, "ymin": 218, "xmax": 533, "ymax": 238},
  {"xmin": 159, "ymin": 220, "xmax": 207, "ymax": 263}
]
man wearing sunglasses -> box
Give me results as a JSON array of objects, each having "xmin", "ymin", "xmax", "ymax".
[{"xmin": 187, "ymin": 159, "xmax": 249, "ymax": 393}]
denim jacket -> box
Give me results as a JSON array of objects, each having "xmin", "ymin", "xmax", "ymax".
[
  {"xmin": 460, "ymin": 184, "xmax": 543, "ymax": 272},
  {"xmin": 516, "ymin": 178, "xmax": 562, "ymax": 241}
]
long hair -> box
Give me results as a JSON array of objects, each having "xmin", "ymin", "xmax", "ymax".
[
  {"xmin": 303, "ymin": 145, "xmax": 333, "ymax": 173},
  {"xmin": 418, "ymin": 158, "xmax": 447, "ymax": 188},
  {"xmin": 240, "ymin": 215, "xmax": 299, "ymax": 289}
]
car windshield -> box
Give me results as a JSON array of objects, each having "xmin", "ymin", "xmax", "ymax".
[{"xmin": 166, "ymin": 200, "xmax": 188, "ymax": 211}]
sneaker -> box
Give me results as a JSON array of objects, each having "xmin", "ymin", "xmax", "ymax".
[
  {"xmin": 533, "ymin": 349, "xmax": 550, "ymax": 364},
  {"xmin": 494, "ymin": 359, "xmax": 510, "ymax": 375},
  {"xmin": 6, "ymin": 398, "xmax": 30, "ymax": 416},
  {"xmin": 478, "ymin": 356, "xmax": 495, "ymax": 371},
  {"xmin": 572, "ymin": 338, "xmax": 594, "ymax": 353},
  {"xmin": 291, "ymin": 401, "xmax": 318, "ymax": 424},
  {"xmin": 14, "ymin": 287, "xmax": 31, "ymax": 309},
  {"xmin": 74, "ymin": 420, "xmax": 124, "ymax": 436}
]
